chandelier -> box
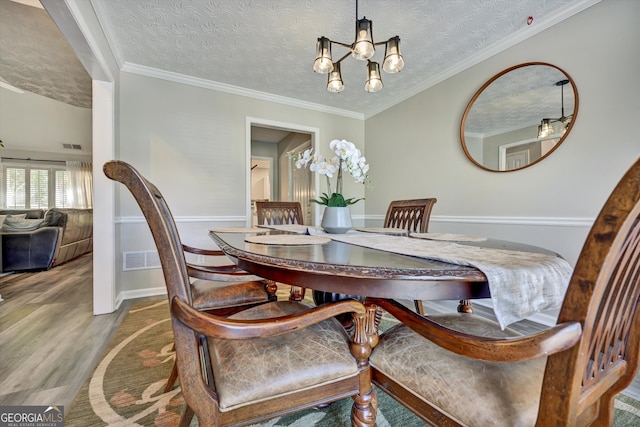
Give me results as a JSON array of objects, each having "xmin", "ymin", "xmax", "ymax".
[
  {"xmin": 313, "ymin": 0, "xmax": 404, "ymax": 93},
  {"xmin": 537, "ymin": 79, "xmax": 573, "ymax": 139}
]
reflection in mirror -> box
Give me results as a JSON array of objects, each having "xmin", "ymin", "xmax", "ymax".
[{"xmin": 460, "ymin": 62, "xmax": 578, "ymax": 172}]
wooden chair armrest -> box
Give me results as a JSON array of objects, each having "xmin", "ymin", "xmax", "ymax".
[
  {"xmin": 369, "ymin": 298, "xmax": 582, "ymax": 362},
  {"xmin": 183, "ymin": 243, "xmax": 225, "ymax": 257},
  {"xmin": 171, "ymin": 296, "xmax": 366, "ymax": 340}
]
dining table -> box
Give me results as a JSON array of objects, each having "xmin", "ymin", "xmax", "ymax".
[{"xmin": 209, "ymin": 225, "xmax": 573, "ymax": 329}]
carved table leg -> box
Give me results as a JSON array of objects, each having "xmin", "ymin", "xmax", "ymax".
[
  {"xmin": 350, "ymin": 311, "xmax": 377, "ymax": 427},
  {"xmin": 458, "ymin": 299, "xmax": 474, "ymax": 313}
]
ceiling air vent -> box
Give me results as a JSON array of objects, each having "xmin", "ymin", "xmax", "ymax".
[{"xmin": 62, "ymin": 143, "xmax": 82, "ymax": 150}]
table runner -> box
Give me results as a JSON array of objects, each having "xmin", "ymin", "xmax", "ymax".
[{"xmin": 323, "ymin": 233, "xmax": 572, "ymax": 329}]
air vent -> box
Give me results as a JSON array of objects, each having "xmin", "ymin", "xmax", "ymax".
[
  {"xmin": 123, "ymin": 251, "xmax": 161, "ymax": 271},
  {"xmin": 62, "ymin": 143, "xmax": 82, "ymax": 150}
]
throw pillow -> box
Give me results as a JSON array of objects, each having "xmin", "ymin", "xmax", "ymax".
[
  {"xmin": 1, "ymin": 216, "xmax": 45, "ymax": 232},
  {"xmin": 0, "ymin": 213, "xmax": 26, "ymax": 227},
  {"xmin": 43, "ymin": 209, "xmax": 65, "ymax": 227}
]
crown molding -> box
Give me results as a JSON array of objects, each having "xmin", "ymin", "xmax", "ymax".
[{"xmin": 121, "ymin": 62, "xmax": 365, "ymax": 121}]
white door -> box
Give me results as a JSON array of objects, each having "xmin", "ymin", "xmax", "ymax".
[
  {"xmin": 506, "ymin": 150, "xmax": 530, "ymax": 170},
  {"xmin": 290, "ymin": 142, "xmax": 313, "ymax": 224}
]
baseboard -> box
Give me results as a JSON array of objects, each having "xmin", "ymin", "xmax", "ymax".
[{"xmin": 120, "ymin": 286, "xmax": 167, "ymax": 301}]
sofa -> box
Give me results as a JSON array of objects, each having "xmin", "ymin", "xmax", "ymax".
[{"xmin": 0, "ymin": 208, "xmax": 93, "ymax": 272}]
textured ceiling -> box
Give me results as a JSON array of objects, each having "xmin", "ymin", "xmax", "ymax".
[
  {"xmin": 1, "ymin": 0, "xmax": 594, "ymax": 126},
  {"xmin": 0, "ymin": 0, "xmax": 92, "ymax": 108}
]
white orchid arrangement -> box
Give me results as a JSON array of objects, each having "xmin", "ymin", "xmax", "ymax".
[{"xmin": 289, "ymin": 139, "xmax": 370, "ymax": 207}]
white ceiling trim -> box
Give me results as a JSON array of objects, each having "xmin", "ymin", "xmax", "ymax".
[
  {"xmin": 121, "ymin": 62, "xmax": 365, "ymax": 120},
  {"xmin": 365, "ymin": 0, "xmax": 601, "ymax": 118}
]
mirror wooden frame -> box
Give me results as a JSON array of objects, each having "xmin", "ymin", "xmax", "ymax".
[{"xmin": 460, "ymin": 62, "xmax": 579, "ymax": 172}]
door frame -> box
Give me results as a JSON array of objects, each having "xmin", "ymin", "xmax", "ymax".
[{"xmin": 245, "ymin": 117, "xmax": 320, "ymax": 226}]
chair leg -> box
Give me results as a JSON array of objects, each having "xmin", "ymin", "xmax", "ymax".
[
  {"xmin": 288, "ymin": 286, "xmax": 306, "ymax": 301},
  {"xmin": 179, "ymin": 405, "xmax": 194, "ymax": 427},
  {"xmin": 414, "ymin": 299, "xmax": 425, "ymax": 315},
  {"xmin": 263, "ymin": 280, "xmax": 278, "ymax": 301},
  {"xmin": 165, "ymin": 359, "xmax": 179, "ymax": 392}
]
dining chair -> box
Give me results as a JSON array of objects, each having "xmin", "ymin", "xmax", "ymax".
[
  {"xmin": 256, "ymin": 201, "xmax": 304, "ymax": 226},
  {"xmin": 383, "ymin": 198, "xmax": 437, "ymax": 234},
  {"xmin": 255, "ymin": 200, "xmax": 307, "ymax": 300},
  {"xmin": 104, "ymin": 161, "xmax": 378, "ymax": 427},
  {"xmin": 368, "ymin": 158, "xmax": 640, "ymax": 426},
  {"xmin": 163, "ymin": 243, "xmax": 277, "ymax": 393},
  {"xmin": 383, "ymin": 198, "xmax": 437, "ymax": 315}
]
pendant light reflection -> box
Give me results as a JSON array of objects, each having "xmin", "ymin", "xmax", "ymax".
[
  {"xmin": 537, "ymin": 119, "xmax": 554, "ymax": 139},
  {"xmin": 537, "ymin": 79, "xmax": 573, "ymax": 139}
]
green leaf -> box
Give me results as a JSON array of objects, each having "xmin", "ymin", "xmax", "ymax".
[
  {"xmin": 343, "ymin": 197, "xmax": 365, "ymax": 206},
  {"xmin": 310, "ymin": 193, "xmax": 330, "ymax": 206},
  {"xmin": 327, "ymin": 193, "xmax": 346, "ymax": 207},
  {"xmin": 309, "ymin": 193, "xmax": 364, "ymax": 207}
]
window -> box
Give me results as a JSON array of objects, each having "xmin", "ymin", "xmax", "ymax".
[
  {"xmin": 55, "ymin": 169, "xmax": 71, "ymax": 208},
  {"xmin": 2, "ymin": 163, "xmax": 70, "ymax": 209}
]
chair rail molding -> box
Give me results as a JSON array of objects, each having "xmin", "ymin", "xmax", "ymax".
[{"xmin": 117, "ymin": 215, "xmax": 247, "ymax": 224}]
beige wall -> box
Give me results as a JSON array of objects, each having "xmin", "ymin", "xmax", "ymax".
[
  {"xmin": 0, "ymin": 89, "xmax": 91, "ymax": 160},
  {"xmin": 114, "ymin": 72, "xmax": 365, "ymax": 295},
  {"xmin": 364, "ymin": 0, "xmax": 640, "ymax": 266}
]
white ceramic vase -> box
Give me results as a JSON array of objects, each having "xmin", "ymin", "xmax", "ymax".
[{"xmin": 321, "ymin": 206, "xmax": 352, "ymax": 234}]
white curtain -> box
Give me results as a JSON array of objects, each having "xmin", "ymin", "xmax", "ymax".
[{"xmin": 66, "ymin": 161, "xmax": 93, "ymax": 208}]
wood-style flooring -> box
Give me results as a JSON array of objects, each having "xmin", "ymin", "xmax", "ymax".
[
  {"xmin": 0, "ymin": 253, "xmax": 638, "ymax": 411},
  {"xmin": 0, "ymin": 253, "xmax": 131, "ymax": 408}
]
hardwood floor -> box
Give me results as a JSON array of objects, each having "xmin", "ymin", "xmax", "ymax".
[
  {"xmin": 0, "ymin": 253, "xmax": 638, "ymax": 412},
  {"xmin": 0, "ymin": 253, "xmax": 132, "ymax": 408}
]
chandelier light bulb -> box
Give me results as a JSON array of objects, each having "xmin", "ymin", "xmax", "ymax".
[
  {"xmin": 365, "ymin": 61, "xmax": 383, "ymax": 92},
  {"xmin": 383, "ymin": 36, "xmax": 404, "ymax": 73},
  {"xmin": 352, "ymin": 18, "xmax": 375, "ymax": 60},
  {"xmin": 313, "ymin": 37, "xmax": 334, "ymax": 74},
  {"xmin": 327, "ymin": 62, "xmax": 345, "ymax": 93}
]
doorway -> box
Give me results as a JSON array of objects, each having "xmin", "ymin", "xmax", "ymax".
[{"xmin": 246, "ymin": 118, "xmax": 320, "ymax": 226}]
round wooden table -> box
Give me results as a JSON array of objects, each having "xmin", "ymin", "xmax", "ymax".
[{"xmin": 209, "ymin": 230, "xmax": 557, "ymax": 303}]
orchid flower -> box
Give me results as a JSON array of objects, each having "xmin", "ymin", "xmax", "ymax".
[{"xmin": 287, "ymin": 139, "xmax": 371, "ymax": 207}]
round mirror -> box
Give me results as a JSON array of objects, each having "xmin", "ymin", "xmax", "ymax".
[{"xmin": 460, "ymin": 62, "xmax": 578, "ymax": 172}]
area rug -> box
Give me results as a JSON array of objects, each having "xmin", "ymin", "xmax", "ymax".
[{"xmin": 65, "ymin": 296, "xmax": 640, "ymax": 426}]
